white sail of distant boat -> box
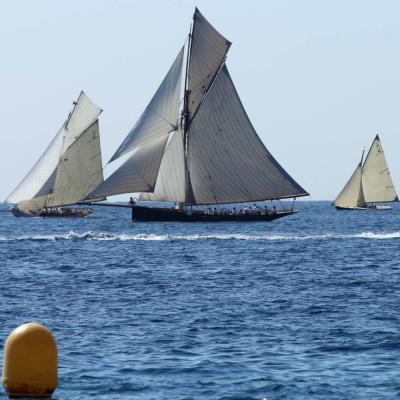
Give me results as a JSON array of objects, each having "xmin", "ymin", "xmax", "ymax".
[
  {"xmin": 334, "ymin": 135, "xmax": 398, "ymax": 210},
  {"xmin": 87, "ymin": 8, "xmax": 308, "ymax": 222},
  {"xmin": 5, "ymin": 91, "xmax": 105, "ymax": 217}
]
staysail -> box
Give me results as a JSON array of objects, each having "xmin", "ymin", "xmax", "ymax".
[
  {"xmin": 334, "ymin": 162, "xmax": 366, "ymax": 208},
  {"xmin": 5, "ymin": 124, "xmax": 66, "ymax": 206},
  {"xmin": 139, "ymin": 129, "xmax": 186, "ymax": 203},
  {"xmin": 5, "ymin": 92, "xmax": 104, "ymax": 210},
  {"xmin": 87, "ymin": 9, "xmax": 308, "ymax": 205},
  {"xmin": 362, "ymin": 135, "xmax": 398, "ymax": 203}
]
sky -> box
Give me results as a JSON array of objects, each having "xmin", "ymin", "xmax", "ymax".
[{"xmin": 1, "ymin": 0, "xmax": 400, "ymax": 201}]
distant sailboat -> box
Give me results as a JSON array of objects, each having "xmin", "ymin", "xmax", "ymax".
[
  {"xmin": 87, "ymin": 8, "xmax": 308, "ymax": 221},
  {"xmin": 334, "ymin": 135, "xmax": 398, "ymax": 210},
  {"xmin": 5, "ymin": 92, "xmax": 104, "ymax": 217}
]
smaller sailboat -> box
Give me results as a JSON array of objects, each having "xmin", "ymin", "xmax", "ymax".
[
  {"xmin": 5, "ymin": 92, "xmax": 105, "ymax": 217},
  {"xmin": 334, "ymin": 135, "xmax": 398, "ymax": 210}
]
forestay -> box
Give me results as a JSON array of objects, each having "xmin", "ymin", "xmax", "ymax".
[
  {"xmin": 362, "ymin": 135, "xmax": 398, "ymax": 203},
  {"xmin": 110, "ymin": 47, "xmax": 184, "ymax": 162},
  {"xmin": 187, "ymin": 65, "xmax": 308, "ymax": 205}
]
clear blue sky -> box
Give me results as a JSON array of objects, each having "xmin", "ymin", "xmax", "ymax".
[{"xmin": 1, "ymin": 0, "xmax": 400, "ymax": 201}]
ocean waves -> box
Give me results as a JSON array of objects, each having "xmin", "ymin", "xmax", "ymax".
[{"xmin": 1, "ymin": 230, "xmax": 400, "ymax": 242}]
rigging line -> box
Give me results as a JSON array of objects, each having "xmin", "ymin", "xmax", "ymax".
[{"xmin": 145, "ymin": 107, "xmax": 178, "ymax": 129}]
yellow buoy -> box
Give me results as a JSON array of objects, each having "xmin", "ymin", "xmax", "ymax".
[{"xmin": 2, "ymin": 322, "xmax": 57, "ymax": 398}]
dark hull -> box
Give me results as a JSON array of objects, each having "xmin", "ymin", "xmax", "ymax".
[
  {"xmin": 11, "ymin": 207, "xmax": 92, "ymax": 218},
  {"xmin": 131, "ymin": 205, "xmax": 297, "ymax": 222}
]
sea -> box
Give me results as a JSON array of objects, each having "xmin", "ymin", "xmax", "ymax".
[{"xmin": 0, "ymin": 201, "xmax": 399, "ymax": 400}]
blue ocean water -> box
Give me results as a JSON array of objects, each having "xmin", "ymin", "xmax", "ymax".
[{"xmin": 0, "ymin": 201, "xmax": 399, "ymax": 400}]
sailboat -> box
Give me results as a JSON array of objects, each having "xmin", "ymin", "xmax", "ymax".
[
  {"xmin": 334, "ymin": 135, "xmax": 398, "ymax": 210},
  {"xmin": 5, "ymin": 91, "xmax": 104, "ymax": 217},
  {"xmin": 87, "ymin": 8, "xmax": 308, "ymax": 222}
]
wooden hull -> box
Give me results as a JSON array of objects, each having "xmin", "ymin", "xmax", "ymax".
[
  {"xmin": 11, "ymin": 207, "xmax": 92, "ymax": 218},
  {"xmin": 131, "ymin": 205, "xmax": 297, "ymax": 222}
]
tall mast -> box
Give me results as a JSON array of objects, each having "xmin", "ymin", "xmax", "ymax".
[
  {"xmin": 358, "ymin": 148, "xmax": 366, "ymax": 206},
  {"xmin": 182, "ymin": 18, "xmax": 195, "ymax": 205},
  {"xmin": 360, "ymin": 148, "xmax": 365, "ymax": 173}
]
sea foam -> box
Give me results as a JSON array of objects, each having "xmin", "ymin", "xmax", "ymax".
[{"xmin": 3, "ymin": 231, "xmax": 400, "ymax": 242}]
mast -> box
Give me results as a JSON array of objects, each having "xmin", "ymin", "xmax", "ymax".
[
  {"xmin": 360, "ymin": 148, "xmax": 365, "ymax": 169},
  {"xmin": 182, "ymin": 18, "xmax": 195, "ymax": 205}
]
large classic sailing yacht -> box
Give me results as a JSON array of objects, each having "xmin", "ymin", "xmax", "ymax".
[
  {"xmin": 6, "ymin": 92, "xmax": 104, "ymax": 217},
  {"xmin": 88, "ymin": 8, "xmax": 309, "ymax": 221},
  {"xmin": 334, "ymin": 135, "xmax": 398, "ymax": 210}
]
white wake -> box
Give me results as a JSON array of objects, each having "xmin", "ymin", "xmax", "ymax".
[{"xmin": 1, "ymin": 231, "xmax": 400, "ymax": 242}]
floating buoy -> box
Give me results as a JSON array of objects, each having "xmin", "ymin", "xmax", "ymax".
[{"xmin": 2, "ymin": 322, "xmax": 57, "ymax": 398}]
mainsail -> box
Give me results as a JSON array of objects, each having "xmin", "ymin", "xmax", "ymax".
[
  {"xmin": 334, "ymin": 135, "xmax": 398, "ymax": 208},
  {"xmin": 5, "ymin": 92, "xmax": 104, "ymax": 211},
  {"xmin": 188, "ymin": 65, "xmax": 308, "ymax": 204},
  {"xmin": 87, "ymin": 8, "xmax": 308, "ymax": 205},
  {"xmin": 362, "ymin": 135, "xmax": 398, "ymax": 203}
]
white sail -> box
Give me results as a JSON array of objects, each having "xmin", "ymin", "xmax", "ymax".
[
  {"xmin": 88, "ymin": 9, "xmax": 308, "ymax": 205},
  {"xmin": 334, "ymin": 163, "xmax": 366, "ymax": 208},
  {"xmin": 110, "ymin": 47, "xmax": 184, "ymax": 162},
  {"xmin": 5, "ymin": 92, "xmax": 104, "ymax": 210},
  {"xmin": 63, "ymin": 91, "xmax": 102, "ymax": 152},
  {"xmin": 88, "ymin": 135, "xmax": 168, "ymax": 198},
  {"xmin": 362, "ymin": 135, "xmax": 398, "ymax": 203},
  {"xmin": 187, "ymin": 8, "xmax": 231, "ymax": 117},
  {"xmin": 5, "ymin": 123, "xmax": 66, "ymax": 204},
  {"xmin": 46, "ymin": 120, "xmax": 104, "ymax": 207},
  {"xmin": 139, "ymin": 130, "xmax": 186, "ymax": 203},
  {"xmin": 187, "ymin": 65, "xmax": 308, "ymax": 205}
]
